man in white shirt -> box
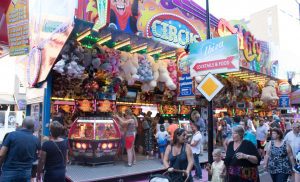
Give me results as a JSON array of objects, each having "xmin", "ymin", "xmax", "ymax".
[
  {"xmin": 190, "ymin": 122, "xmax": 202, "ymax": 180},
  {"xmin": 246, "ymin": 116, "xmax": 256, "ymax": 133},
  {"xmin": 256, "ymin": 118, "xmax": 269, "ymax": 158},
  {"xmin": 284, "ymin": 122, "xmax": 300, "ymax": 157}
]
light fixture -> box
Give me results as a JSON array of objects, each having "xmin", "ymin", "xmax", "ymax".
[
  {"xmin": 147, "ymin": 47, "xmax": 162, "ymax": 56},
  {"xmin": 240, "ymin": 76, "xmax": 256, "ymax": 79},
  {"xmin": 130, "ymin": 43, "xmax": 147, "ymax": 53},
  {"xmin": 76, "ymin": 29, "xmax": 91, "ymax": 42},
  {"xmin": 95, "ymin": 34, "xmax": 112, "ymax": 46},
  {"xmin": 228, "ymin": 72, "xmax": 242, "ymax": 75},
  {"xmin": 159, "ymin": 51, "xmax": 176, "ymax": 60},
  {"xmin": 51, "ymin": 97, "xmax": 75, "ymax": 101},
  {"xmin": 114, "ymin": 38, "xmax": 130, "ymax": 49}
]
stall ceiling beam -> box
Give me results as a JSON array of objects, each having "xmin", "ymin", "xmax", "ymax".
[
  {"xmin": 96, "ymin": 34, "xmax": 112, "ymax": 46},
  {"xmin": 159, "ymin": 51, "xmax": 176, "ymax": 60},
  {"xmin": 147, "ymin": 47, "xmax": 162, "ymax": 56},
  {"xmin": 77, "ymin": 29, "xmax": 91, "ymax": 42},
  {"xmin": 114, "ymin": 38, "xmax": 130, "ymax": 49},
  {"xmin": 130, "ymin": 43, "xmax": 147, "ymax": 53}
]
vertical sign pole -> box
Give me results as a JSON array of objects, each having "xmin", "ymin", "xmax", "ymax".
[{"xmin": 206, "ymin": 0, "xmax": 214, "ymax": 166}]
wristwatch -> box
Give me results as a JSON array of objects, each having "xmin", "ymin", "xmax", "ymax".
[{"xmin": 247, "ymin": 155, "xmax": 250, "ymax": 160}]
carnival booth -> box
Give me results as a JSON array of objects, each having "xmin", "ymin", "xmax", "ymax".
[{"xmin": 14, "ymin": 0, "xmax": 282, "ymax": 180}]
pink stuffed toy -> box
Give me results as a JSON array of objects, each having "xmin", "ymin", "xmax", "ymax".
[{"xmin": 167, "ymin": 60, "xmax": 178, "ymax": 87}]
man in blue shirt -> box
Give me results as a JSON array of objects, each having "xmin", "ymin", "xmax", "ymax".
[
  {"xmin": 0, "ymin": 117, "xmax": 41, "ymax": 182},
  {"xmin": 240, "ymin": 120, "xmax": 257, "ymax": 147}
]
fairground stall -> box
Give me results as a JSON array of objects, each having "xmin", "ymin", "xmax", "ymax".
[{"xmin": 12, "ymin": 0, "xmax": 280, "ymax": 181}]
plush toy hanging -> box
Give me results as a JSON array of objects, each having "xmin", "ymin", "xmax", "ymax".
[
  {"xmin": 119, "ymin": 52, "xmax": 139, "ymax": 85},
  {"xmin": 167, "ymin": 60, "xmax": 178, "ymax": 87},
  {"xmin": 157, "ymin": 59, "xmax": 177, "ymax": 90},
  {"xmin": 148, "ymin": 55, "xmax": 159, "ymax": 89},
  {"xmin": 260, "ymin": 80, "xmax": 279, "ymax": 103},
  {"xmin": 137, "ymin": 54, "xmax": 154, "ymax": 82}
]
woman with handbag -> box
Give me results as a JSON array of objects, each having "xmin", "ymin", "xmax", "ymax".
[
  {"xmin": 37, "ymin": 121, "xmax": 68, "ymax": 182},
  {"xmin": 224, "ymin": 125, "xmax": 261, "ymax": 182}
]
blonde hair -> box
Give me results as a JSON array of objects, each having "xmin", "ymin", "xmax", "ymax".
[
  {"xmin": 213, "ymin": 148, "xmax": 222, "ymax": 156},
  {"xmin": 232, "ymin": 125, "xmax": 245, "ymax": 139}
]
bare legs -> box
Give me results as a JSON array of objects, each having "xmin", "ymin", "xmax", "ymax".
[
  {"xmin": 127, "ymin": 148, "xmax": 133, "ymax": 166},
  {"xmin": 132, "ymin": 145, "xmax": 136, "ymax": 165}
]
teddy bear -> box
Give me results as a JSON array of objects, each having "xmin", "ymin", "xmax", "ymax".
[
  {"xmin": 119, "ymin": 52, "xmax": 139, "ymax": 85},
  {"xmin": 158, "ymin": 59, "xmax": 176, "ymax": 90},
  {"xmin": 167, "ymin": 60, "xmax": 178, "ymax": 86},
  {"xmin": 260, "ymin": 80, "xmax": 279, "ymax": 103},
  {"xmin": 148, "ymin": 55, "xmax": 159, "ymax": 89},
  {"xmin": 137, "ymin": 54, "xmax": 154, "ymax": 82}
]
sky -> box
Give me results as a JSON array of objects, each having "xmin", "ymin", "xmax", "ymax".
[
  {"xmin": 194, "ymin": 0, "xmax": 279, "ymax": 20},
  {"xmin": 194, "ymin": 0, "xmax": 300, "ymax": 80}
]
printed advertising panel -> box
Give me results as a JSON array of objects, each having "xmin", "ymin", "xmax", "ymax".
[
  {"xmin": 177, "ymin": 51, "xmax": 195, "ymax": 101},
  {"xmin": 6, "ymin": 0, "xmax": 29, "ymax": 56},
  {"xmin": 76, "ymin": 0, "xmax": 213, "ymax": 47},
  {"xmin": 137, "ymin": 0, "xmax": 207, "ymax": 47},
  {"xmin": 229, "ymin": 20, "xmax": 278, "ymax": 77},
  {"xmin": 189, "ymin": 35, "xmax": 240, "ymax": 77},
  {"xmin": 291, "ymin": 90, "xmax": 300, "ymax": 105},
  {"xmin": 15, "ymin": 0, "xmax": 75, "ymax": 87},
  {"xmin": 278, "ymin": 95, "xmax": 290, "ymax": 108}
]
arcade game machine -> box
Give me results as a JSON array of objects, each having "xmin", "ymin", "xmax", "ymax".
[
  {"xmin": 178, "ymin": 105, "xmax": 193, "ymax": 140},
  {"xmin": 178, "ymin": 105, "xmax": 192, "ymax": 130},
  {"xmin": 68, "ymin": 99, "xmax": 121, "ymax": 165}
]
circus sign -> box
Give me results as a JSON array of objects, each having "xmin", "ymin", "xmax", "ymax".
[{"xmin": 146, "ymin": 13, "xmax": 201, "ymax": 47}]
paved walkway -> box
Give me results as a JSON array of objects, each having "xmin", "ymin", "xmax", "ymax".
[{"xmin": 66, "ymin": 152, "xmax": 209, "ymax": 182}]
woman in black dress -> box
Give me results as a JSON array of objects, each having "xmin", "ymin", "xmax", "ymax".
[
  {"xmin": 37, "ymin": 121, "xmax": 68, "ymax": 182},
  {"xmin": 224, "ymin": 125, "xmax": 261, "ymax": 182},
  {"xmin": 163, "ymin": 128, "xmax": 194, "ymax": 182}
]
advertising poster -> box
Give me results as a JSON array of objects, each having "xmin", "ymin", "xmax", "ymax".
[
  {"xmin": 15, "ymin": 0, "xmax": 75, "ymax": 87},
  {"xmin": 6, "ymin": 0, "xmax": 29, "ymax": 56},
  {"xmin": 291, "ymin": 90, "xmax": 300, "ymax": 105},
  {"xmin": 31, "ymin": 104, "xmax": 41, "ymax": 131},
  {"xmin": 278, "ymin": 95, "xmax": 290, "ymax": 109},
  {"xmin": 177, "ymin": 51, "xmax": 195, "ymax": 101},
  {"xmin": 229, "ymin": 20, "xmax": 278, "ymax": 77},
  {"xmin": 137, "ymin": 0, "xmax": 207, "ymax": 48},
  {"xmin": 76, "ymin": 0, "xmax": 219, "ymax": 47},
  {"xmin": 189, "ymin": 34, "xmax": 240, "ymax": 77}
]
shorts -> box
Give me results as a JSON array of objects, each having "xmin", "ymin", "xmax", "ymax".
[
  {"xmin": 158, "ymin": 145, "xmax": 167, "ymax": 154},
  {"xmin": 257, "ymin": 140, "xmax": 266, "ymax": 149},
  {"xmin": 125, "ymin": 135, "xmax": 135, "ymax": 149}
]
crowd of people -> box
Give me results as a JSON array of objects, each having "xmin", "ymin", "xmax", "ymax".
[
  {"xmin": 0, "ymin": 117, "xmax": 67, "ymax": 182},
  {"xmin": 165, "ymin": 113, "xmax": 300, "ymax": 182},
  {"xmin": 0, "ymin": 110, "xmax": 299, "ymax": 182}
]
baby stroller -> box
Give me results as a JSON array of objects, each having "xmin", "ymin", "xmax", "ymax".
[{"xmin": 149, "ymin": 169, "xmax": 189, "ymax": 182}]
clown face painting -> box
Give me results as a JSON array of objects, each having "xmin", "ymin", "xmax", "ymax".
[
  {"xmin": 111, "ymin": 0, "xmax": 130, "ymax": 16},
  {"xmin": 110, "ymin": 0, "xmax": 138, "ymax": 34}
]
